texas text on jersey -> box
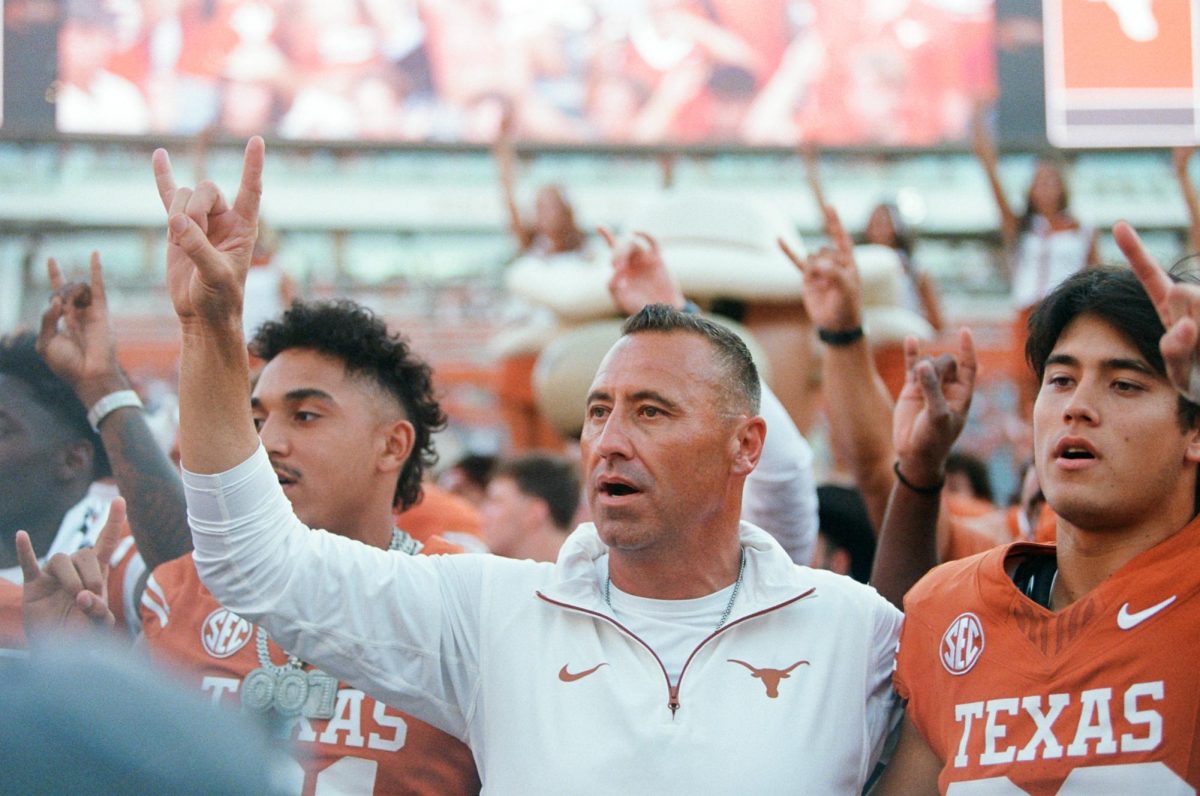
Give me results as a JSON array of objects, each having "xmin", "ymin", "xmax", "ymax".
[
  {"xmin": 141, "ymin": 541, "xmax": 480, "ymax": 796},
  {"xmin": 895, "ymin": 515, "xmax": 1200, "ymax": 794}
]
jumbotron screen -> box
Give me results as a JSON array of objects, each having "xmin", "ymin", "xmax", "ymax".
[{"xmin": 56, "ymin": 0, "xmax": 994, "ymax": 146}]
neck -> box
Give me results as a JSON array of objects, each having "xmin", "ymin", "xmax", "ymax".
[
  {"xmin": 1052, "ymin": 504, "xmax": 1194, "ymax": 609},
  {"xmin": 321, "ymin": 497, "xmax": 397, "ymax": 551},
  {"xmin": 609, "ymin": 531, "xmax": 742, "ymax": 600}
]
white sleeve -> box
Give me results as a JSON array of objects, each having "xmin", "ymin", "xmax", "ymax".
[
  {"xmin": 741, "ymin": 382, "xmax": 819, "ymax": 565},
  {"xmin": 183, "ymin": 445, "xmax": 484, "ymax": 739}
]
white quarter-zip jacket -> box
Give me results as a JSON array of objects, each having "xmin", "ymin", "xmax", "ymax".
[{"xmin": 186, "ymin": 445, "xmax": 901, "ymax": 794}]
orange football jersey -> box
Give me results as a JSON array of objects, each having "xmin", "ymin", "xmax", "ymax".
[
  {"xmin": 393, "ymin": 484, "xmax": 483, "ymax": 544},
  {"xmin": 0, "ymin": 579, "xmax": 22, "ymax": 648},
  {"xmin": 896, "ymin": 516, "xmax": 1200, "ymax": 793},
  {"xmin": 141, "ymin": 544, "xmax": 480, "ymax": 796}
]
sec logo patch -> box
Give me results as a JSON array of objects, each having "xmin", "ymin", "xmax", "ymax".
[
  {"xmin": 940, "ymin": 612, "xmax": 984, "ymax": 675},
  {"xmin": 201, "ymin": 608, "xmax": 253, "ymax": 658}
]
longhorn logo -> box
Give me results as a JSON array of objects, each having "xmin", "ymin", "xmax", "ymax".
[{"xmin": 727, "ymin": 659, "xmax": 809, "ymax": 698}]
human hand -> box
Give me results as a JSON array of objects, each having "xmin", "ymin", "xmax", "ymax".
[
  {"xmin": 598, "ymin": 227, "xmax": 686, "ymax": 315},
  {"xmin": 18, "ymin": 497, "xmax": 124, "ymax": 639},
  {"xmin": 153, "ymin": 137, "xmax": 264, "ymax": 330},
  {"xmin": 779, "ymin": 205, "xmax": 861, "ymax": 332},
  {"xmin": 36, "ymin": 253, "xmax": 129, "ymax": 407},
  {"xmin": 892, "ymin": 330, "xmax": 977, "ymax": 487},
  {"xmin": 1117, "ymin": 220, "xmax": 1200, "ymax": 402}
]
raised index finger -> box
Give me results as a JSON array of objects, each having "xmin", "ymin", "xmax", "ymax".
[
  {"xmin": 93, "ymin": 496, "xmax": 126, "ymax": 571},
  {"xmin": 152, "ymin": 148, "xmax": 177, "ymax": 212},
  {"xmin": 823, "ymin": 205, "xmax": 853, "ymax": 258},
  {"xmin": 46, "ymin": 257, "xmax": 64, "ymax": 292},
  {"xmin": 88, "ymin": 252, "xmax": 108, "ymax": 311},
  {"xmin": 232, "ymin": 136, "xmax": 265, "ymax": 222},
  {"xmin": 1115, "ymin": 221, "xmax": 1172, "ymax": 323},
  {"xmin": 15, "ymin": 530, "xmax": 43, "ymax": 584}
]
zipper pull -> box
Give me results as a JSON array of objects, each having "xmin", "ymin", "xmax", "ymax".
[{"xmin": 668, "ymin": 685, "xmax": 680, "ymax": 717}]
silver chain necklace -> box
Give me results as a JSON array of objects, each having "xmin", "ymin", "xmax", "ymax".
[
  {"xmin": 604, "ymin": 547, "xmax": 747, "ymax": 632},
  {"xmin": 241, "ymin": 528, "xmax": 407, "ymax": 720}
]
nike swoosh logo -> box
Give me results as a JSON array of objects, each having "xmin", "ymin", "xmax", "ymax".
[
  {"xmin": 558, "ymin": 663, "xmax": 608, "ymax": 682},
  {"xmin": 1117, "ymin": 596, "xmax": 1177, "ymax": 630}
]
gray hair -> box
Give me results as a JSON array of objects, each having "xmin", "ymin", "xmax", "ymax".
[{"xmin": 620, "ymin": 304, "xmax": 761, "ymax": 415}]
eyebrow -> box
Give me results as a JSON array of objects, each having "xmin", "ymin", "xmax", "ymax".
[
  {"xmin": 583, "ymin": 388, "xmax": 681, "ymax": 412},
  {"xmin": 250, "ymin": 388, "xmax": 337, "ymax": 409},
  {"xmin": 1044, "ymin": 353, "xmax": 1156, "ymax": 375}
]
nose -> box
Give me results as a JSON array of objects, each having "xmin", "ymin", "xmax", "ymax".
[
  {"xmin": 589, "ymin": 411, "xmax": 634, "ymax": 461},
  {"xmin": 257, "ymin": 413, "xmax": 290, "ymax": 456},
  {"xmin": 1060, "ymin": 380, "xmax": 1099, "ymax": 425}
]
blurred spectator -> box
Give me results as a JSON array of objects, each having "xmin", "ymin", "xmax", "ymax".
[
  {"xmin": 481, "ymin": 453, "xmax": 580, "ymax": 562},
  {"xmin": 437, "ymin": 453, "xmax": 497, "ymax": 507},
  {"xmin": 57, "ymin": 1, "xmax": 151, "ymax": 134},
  {"xmin": 973, "ymin": 107, "xmax": 1097, "ymax": 418},
  {"xmin": 242, "ymin": 220, "xmax": 298, "ymax": 341},
  {"xmin": 943, "ymin": 450, "xmax": 994, "ymax": 506},
  {"xmin": 1, "ymin": 641, "xmax": 292, "ymax": 795},
  {"xmin": 812, "ymin": 484, "xmax": 875, "ymax": 584}
]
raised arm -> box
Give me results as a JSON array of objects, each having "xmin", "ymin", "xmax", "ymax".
[
  {"xmin": 36, "ymin": 254, "xmax": 189, "ymax": 571},
  {"xmin": 492, "ymin": 107, "xmax": 534, "ymax": 251},
  {"xmin": 802, "ymin": 143, "xmax": 830, "ymax": 219},
  {"xmin": 870, "ymin": 330, "xmax": 976, "ymax": 609},
  {"xmin": 154, "ymin": 140, "xmax": 263, "ymax": 474},
  {"xmin": 155, "ymin": 139, "xmax": 483, "ymax": 736},
  {"xmin": 780, "ymin": 207, "xmax": 896, "ymax": 530},
  {"xmin": 971, "ymin": 105, "xmax": 1020, "ymax": 248},
  {"xmin": 1173, "ymin": 148, "xmax": 1200, "ymax": 255}
]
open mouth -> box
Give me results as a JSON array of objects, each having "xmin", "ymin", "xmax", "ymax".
[
  {"xmin": 597, "ymin": 476, "xmax": 642, "ymax": 498},
  {"xmin": 1059, "ymin": 448, "xmax": 1094, "ymax": 460}
]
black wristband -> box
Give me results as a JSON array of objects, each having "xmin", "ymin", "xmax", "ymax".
[
  {"xmin": 817, "ymin": 326, "xmax": 864, "ymax": 346},
  {"xmin": 893, "ymin": 461, "xmax": 944, "ymax": 495}
]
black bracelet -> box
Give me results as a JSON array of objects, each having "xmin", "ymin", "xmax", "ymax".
[
  {"xmin": 893, "ymin": 461, "xmax": 944, "ymax": 495},
  {"xmin": 817, "ymin": 326, "xmax": 864, "ymax": 346}
]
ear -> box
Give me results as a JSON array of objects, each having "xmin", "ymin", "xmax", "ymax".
[
  {"xmin": 729, "ymin": 415, "xmax": 766, "ymax": 478},
  {"xmin": 57, "ymin": 439, "xmax": 95, "ymax": 483},
  {"xmin": 378, "ymin": 418, "xmax": 416, "ymax": 476},
  {"xmin": 1185, "ymin": 420, "xmax": 1200, "ymax": 465}
]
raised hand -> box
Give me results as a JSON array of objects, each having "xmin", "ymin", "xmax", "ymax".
[
  {"xmin": 153, "ymin": 137, "xmax": 264, "ymax": 329},
  {"xmin": 1117, "ymin": 220, "xmax": 1200, "ymax": 402},
  {"xmin": 36, "ymin": 253, "xmax": 128, "ymax": 405},
  {"xmin": 779, "ymin": 205, "xmax": 862, "ymax": 333},
  {"xmin": 598, "ymin": 227, "xmax": 686, "ymax": 315},
  {"xmin": 892, "ymin": 329, "xmax": 977, "ymax": 487},
  {"xmin": 18, "ymin": 497, "xmax": 124, "ymax": 638}
]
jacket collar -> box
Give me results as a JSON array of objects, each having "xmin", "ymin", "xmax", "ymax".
[{"xmin": 538, "ymin": 521, "xmax": 816, "ymax": 621}]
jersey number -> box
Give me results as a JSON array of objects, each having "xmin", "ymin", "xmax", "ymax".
[{"xmin": 946, "ymin": 762, "xmax": 1193, "ymax": 795}]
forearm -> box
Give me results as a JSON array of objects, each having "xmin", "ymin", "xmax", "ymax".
[
  {"xmin": 186, "ymin": 446, "xmax": 481, "ymax": 735},
  {"xmin": 742, "ymin": 382, "xmax": 818, "ymax": 564},
  {"xmin": 73, "ymin": 373, "xmax": 190, "ymax": 571},
  {"xmin": 822, "ymin": 340, "xmax": 896, "ymax": 530},
  {"xmin": 177, "ymin": 322, "xmax": 258, "ymax": 474},
  {"xmin": 870, "ymin": 479, "xmax": 939, "ymax": 610}
]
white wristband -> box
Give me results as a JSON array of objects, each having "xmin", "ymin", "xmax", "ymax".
[{"xmin": 87, "ymin": 389, "xmax": 143, "ymax": 432}]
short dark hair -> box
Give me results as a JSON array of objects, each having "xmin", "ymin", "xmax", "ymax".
[
  {"xmin": 944, "ymin": 450, "xmax": 994, "ymax": 504},
  {"xmin": 448, "ymin": 454, "xmax": 497, "ymax": 491},
  {"xmin": 1026, "ymin": 266, "xmax": 1200, "ymax": 510},
  {"xmin": 0, "ymin": 332, "xmax": 110, "ymax": 479},
  {"xmin": 621, "ymin": 304, "xmax": 761, "ymax": 414},
  {"xmin": 816, "ymin": 485, "xmax": 876, "ymax": 584},
  {"xmin": 494, "ymin": 454, "xmax": 580, "ymax": 531},
  {"xmin": 251, "ymin": 300, "xmax": 445, "ymax": 511}
]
